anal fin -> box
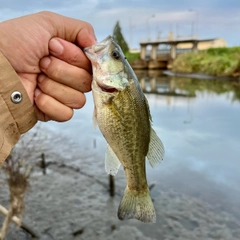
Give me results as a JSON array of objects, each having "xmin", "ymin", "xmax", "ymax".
[{"xmin": 105, "ymin": 144, "xmax": 121, "ymax": 176}]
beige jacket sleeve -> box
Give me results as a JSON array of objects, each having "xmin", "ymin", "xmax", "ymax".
[{"xmin": 0, "ymin": 51, "xmax": 37, "ymax": 164}]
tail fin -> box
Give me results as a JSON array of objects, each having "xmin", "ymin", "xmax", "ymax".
[{"xmin": 117, "ymin": 186, "xmax": 156, "ymax": 223}]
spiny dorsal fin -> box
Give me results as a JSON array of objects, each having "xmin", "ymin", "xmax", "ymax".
[
  {"xmin": 105, "ymin": 144, "xmax": 121, "ymax": 176},
  {"xmin": 147, "ymin": 127, "xmax": 165, "ymax": 168}
]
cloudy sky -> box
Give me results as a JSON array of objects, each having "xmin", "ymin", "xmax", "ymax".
[{"xmin": 0, "ymin": 0, "xmax": 239, "ymax": 48}]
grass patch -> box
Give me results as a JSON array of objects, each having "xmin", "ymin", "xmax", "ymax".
[
  {"xmin": 172, "ymin": 47, "xmax": 240, "ymax": 77},
  {"xmin": 125, "ymin": 52, "xmax": 140, "ymax": 63}
]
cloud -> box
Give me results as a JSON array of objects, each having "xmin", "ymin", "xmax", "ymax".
[{"xmin": 0, "ymin": 0, "xmax": 239, "ymax": 46}]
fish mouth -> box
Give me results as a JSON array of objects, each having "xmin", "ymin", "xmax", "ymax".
[
  {"xmin": 84, "ymin": 44, "xmax": 105, "ymax": 55},
  {"xmin": 96, "ymin": 82, "xmax": 118, "ymax": 93}
]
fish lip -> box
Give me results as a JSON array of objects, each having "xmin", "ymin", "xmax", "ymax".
[
  {"xmin": 84, "ymin": 44, "xmax": 105, "ymax": 54},
  {"xmin": 84, "ymin": 35, "xmax": 112, "ymax": 58}
]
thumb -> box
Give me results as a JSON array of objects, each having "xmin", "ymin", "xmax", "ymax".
[{"xmin": 38, "ymin": 11, "xmax": 97, "ymax": 48}]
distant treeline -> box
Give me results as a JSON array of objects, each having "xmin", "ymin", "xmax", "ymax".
[{"xmin": 172, "ymin": 47, "xmax": 240, "ymax": 78}]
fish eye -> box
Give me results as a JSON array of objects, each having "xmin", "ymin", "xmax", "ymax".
[{"xmin": 111, "ymin": 50, "xmax": 120, "ymax": 60}]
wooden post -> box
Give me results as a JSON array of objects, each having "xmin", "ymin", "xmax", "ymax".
[
  {"xmin": 41, "ymin": 153, "xmax": 46, "ymax": 175},
  {"xmin": 109, "ymin": 175, "xmax": 115, "ymax": 197}
]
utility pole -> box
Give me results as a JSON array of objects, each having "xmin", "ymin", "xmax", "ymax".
[
  {"xmin": 189, "ymin": 9, "xmax": 198, "ymax": 39},
  {"xmin": 146, "ymin": 14, "xmax": 155, "ymax": 40},
  {"xmin": 129, "ymin": 17, "xmax": 135, "ymax": 49}
]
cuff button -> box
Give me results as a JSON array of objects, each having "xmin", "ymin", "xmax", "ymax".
[{"xmin": 11, "ymin": 91, "xmax": 22, "ymax": 104}]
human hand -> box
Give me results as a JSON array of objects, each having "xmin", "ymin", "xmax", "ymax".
[{"xmin": 0, "ymin": 11, "xmax": 96, "ymax": 121}]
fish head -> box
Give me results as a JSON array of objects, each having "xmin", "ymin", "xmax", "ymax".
[{"xmin": 84, "ymin": 36, "xmax": 130, "ymax": 94}]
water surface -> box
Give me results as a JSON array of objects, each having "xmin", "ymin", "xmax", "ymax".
[{"xmin": 44, "ymin": 70, "xmax": 240, "ymax": 220}]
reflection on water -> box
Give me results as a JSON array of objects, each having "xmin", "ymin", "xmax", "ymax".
[
  {"xmin": 46, "ymin": 70, "xmax": 240, "ymax": 202},
  {"xmin": 134, "ymin": 70, "xmax": 240, "ymax": 220},
  {"xmin": 137, "ymin": 70, "xmax": 196, "ymax": 98},
  {"xmin": 136, "ymin": 69, "xmax": 240, "ymax": 101}
]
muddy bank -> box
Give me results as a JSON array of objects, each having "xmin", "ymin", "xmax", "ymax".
[
  {"xmin": 1, "ymin": 126, "xmax": 240, "ymax": 240},
  {"xmin": 1, "ymin": 164, "xmax": 240, "ymax": 240}
]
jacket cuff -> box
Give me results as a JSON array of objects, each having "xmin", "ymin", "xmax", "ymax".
[{"xmin": 0, "ymin": 51, "xmax": 37, "ymax": 163}]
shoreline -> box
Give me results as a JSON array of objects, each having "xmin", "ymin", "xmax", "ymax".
[
  {"xmin": 2, "ymin": 162, "xmax": 240, "ymax": 240},
  {"xmin": 162, "ymin": 70, "xmax": 239, "ymax": 80}
]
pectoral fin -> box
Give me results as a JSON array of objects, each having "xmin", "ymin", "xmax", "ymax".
[
  {"xmin": 105, "ymin": 144, "xmax": 121, "ymax": 176},
  {"xmin": 147, "ymin": 127, "xmax": 165, "ymax": 168}
]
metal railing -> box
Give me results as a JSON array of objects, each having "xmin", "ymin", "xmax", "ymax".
[{"xmin": 140, "ymin": 35, "xmax": 199, "ymax": 43}]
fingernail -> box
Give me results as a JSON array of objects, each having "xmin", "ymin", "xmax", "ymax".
[
  {"xmin": 40, "ymin": 57, "xmax": 51, "ymax": 69},
  {"xmin": 49, "ymin": 38, "xmax": 64, "ymax": 55},
  {"xmin": 38, "ymin": 74, "xmax": 44, "ymax": 83},
  {"xmin": 34, "ymin": 88, "xmax": 41, "ymax": 98}
]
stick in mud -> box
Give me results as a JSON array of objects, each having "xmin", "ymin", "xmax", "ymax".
[
  {"xmin": 109, "ymin": 175, "xmax": 115, "ymax": 197},
  {"xmin": 41, "ymin": 153, "xmax": 46, "ymax": 175}
]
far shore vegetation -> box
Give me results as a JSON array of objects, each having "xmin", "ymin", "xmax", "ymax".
[
  {"xmin": 125, "ymin": 52, "xmax": 140, "ymax": 63},
  {"xmin": 112, "ymin": 21, "xmax": 140, "ymax": 63},
  {"xmin": 125, "ymin": 47, "xmax": 240, "ymax": 79},
  {"xmin": 113, "ymin": 21, "xmax": 240, "ymax": 78},
  {"xmin": 172, "ymin": 47, "xmax": 240, "ymax": 78}
]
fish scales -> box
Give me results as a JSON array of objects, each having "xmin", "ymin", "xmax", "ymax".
[{"xmin": 96, "ymin": 79, "xmax": 150, "ymax": 191}]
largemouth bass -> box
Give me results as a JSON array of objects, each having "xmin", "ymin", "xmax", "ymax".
[{"xmin": 84, "ymin": 36, "xmax": 164, "ymax": 223}]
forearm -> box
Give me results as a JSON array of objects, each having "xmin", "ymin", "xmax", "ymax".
[{"xmin": 0, "ymin": 51, "xmax": 37, "ymax": 164}]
